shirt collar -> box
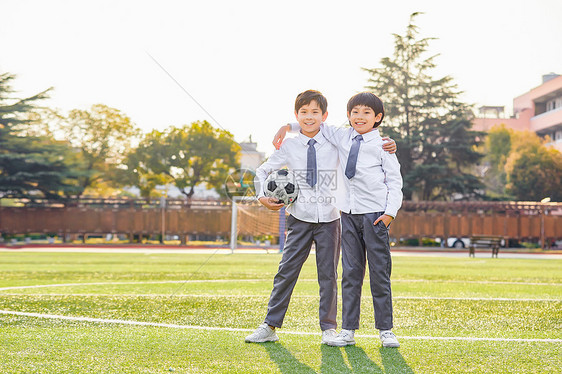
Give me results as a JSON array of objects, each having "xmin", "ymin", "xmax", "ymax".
[
  {"xmin": 351, "ymin": 128, "xmax": 381, "ymax": 142},
  {"xmin": 298, "ymin": 130, "xmax": 325, "ymax": 146}
]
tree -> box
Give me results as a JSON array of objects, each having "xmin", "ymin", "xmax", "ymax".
[
  {"xmin": 163, "ymin": 121, "xmax": 240, "ymax": 199},
  {"xmin": 0, "ymin": 72, "xmax": 81, "ymax": 199},
  {"xmin": 481, "ymin": 124, "xmax": 514, "ymax": 198},
  {"xmin": 363, "ymin": 13, "xmax": 483, "ymax": 200},
  {"xmin": 504, "ymin": 132, "xmax": 562, "ymax": 201},
  {"xmin": 169, "ymin": 121, "xmax": 240, "ymax": 199},
  {"xmin": 53, "ymin": 104, "xmax": 141, "ymax": 197},
  {"xmin": 119, "ymin": 129, "xmax": 173, "ymax": 202},
  {"xmin": 121, "ymin": 121, "xmax": 240, "ymax": 201},
  {"xmin": 481, "ymin": 125, "xmax": 562, "ymax": 201}
]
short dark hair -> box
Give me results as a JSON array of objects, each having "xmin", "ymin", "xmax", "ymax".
[
  {"xmin": 347, "ymin": 92, "xmax": 385, "ymax": 128},
  {"xmin": 295, "ymin": 90, "xmax": 328, "ymax": 114}
]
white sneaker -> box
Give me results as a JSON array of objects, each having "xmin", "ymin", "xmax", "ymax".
[
  {"xmin": 245, "ymin": 323, "xmax": 279, "ymax": 343},
  {"xmin": 325, "ymin": 329, "xmax": 356, "ymax": 347},
  {"xmin": 321, "ymin": 329, "xmax": 337, "ymax": 344},
  {"xmin": 380, "ymin": 330, "xmax": 400, "ymax": 347}
]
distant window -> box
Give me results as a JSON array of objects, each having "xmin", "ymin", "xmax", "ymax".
[{"xmin": 547, "ymin": 97, "xmax": 562, "ymax": 111}]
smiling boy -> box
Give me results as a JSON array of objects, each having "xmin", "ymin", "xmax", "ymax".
[
  {"xmin": 245, "ymin": 90, "xmax": 342, "ymax": 344},
  {"xmin": 274, "ymin": 92, "xmax": 403, "ymax": 348},
  {"xmin": 245, "ymin": 90, "xmax": 397, "ymax": 345}
]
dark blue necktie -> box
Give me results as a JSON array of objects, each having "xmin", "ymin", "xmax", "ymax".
[
  {"xmin": 345, "ymin": 134, "xmax": 363, "ymax": 179},
  {"xmin": 307, "ymin": 138, "xmax": 317, "ymax": 187}
]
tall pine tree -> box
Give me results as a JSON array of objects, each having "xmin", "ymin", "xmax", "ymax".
[
  {"xmin": 363, "ymin": 13, "xmax": 483, "ymax": 201},
  {"xmin": 0, "ymin": 72, "xmax": 80, "ymax": 199}
]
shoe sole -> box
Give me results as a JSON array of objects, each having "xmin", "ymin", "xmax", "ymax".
[
  {"xmin": 324, "ymin": 340, "xmax": 356, "ymax": 347},
  {"xmin": 245, "ymin": 336, "xmax": 279, "ymax": 343},
  {"xmin": 382, "ymin": 342, "xmax": 400, "ymax": 348}
]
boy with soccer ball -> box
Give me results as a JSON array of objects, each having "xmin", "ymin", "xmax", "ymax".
[
  {"xmin": 275, "ymin": 92, "xmax": 403, "ymax": 348},
  {"xmin": 245, "ymin": 90, "xmax": 396, "ymax": 344}
]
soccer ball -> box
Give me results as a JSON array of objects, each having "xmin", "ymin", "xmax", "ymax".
[{"xmin": 264, "ymin": 169, "xmax": 299, "ymax": 205}]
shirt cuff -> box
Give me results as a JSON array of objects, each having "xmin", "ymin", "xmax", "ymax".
[{"xmin": 383, "ymin": 210, "xmax": 397, "ymax": 219}]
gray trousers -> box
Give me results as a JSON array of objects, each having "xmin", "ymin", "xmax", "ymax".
[
  {"xmin": 341, "ymin": 211, "xmax": 393, "ymax": 331},
  {"xmin": 264, "ymin": 215, "xmax": 341, "ymax": 330}
]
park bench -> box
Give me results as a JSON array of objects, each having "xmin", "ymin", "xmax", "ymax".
[{"xmin": 469, "ymin": 236, "xmax": 503, "ymax": 258}]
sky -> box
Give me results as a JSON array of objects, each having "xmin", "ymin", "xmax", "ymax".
[{"xmin": 2, "ymin": 0, "xmax": 562, "ymax": 157}]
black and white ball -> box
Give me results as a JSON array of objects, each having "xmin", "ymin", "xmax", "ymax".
[{"xmin": 264, "ymin": 169, "xmax": 299, "ymax": 205}]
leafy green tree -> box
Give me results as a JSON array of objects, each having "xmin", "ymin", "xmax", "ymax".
[
  {"xmin": 119, "ymin": 129, "xmax": 172, "ymax": 201},
  {"xmin": 504, "ymin": 132, "xmax": 562, "ymax": 201},
  {"xmin": 481, "ymin": 124, "xmax": 514, "ymax": 198},
  {"xmin": 53, "ymin": 104, "xmax": 141, "ymax": 197},
  {"xmin": 485, "ymin": 125, "xmax": 512, "ymax": 169},
  {"xmin": 363, "ymin": 13, "xmax": 483, "ymax": 200},
  {"xmin": 121, "ymin": 121, "xmax": 240, "ymax": 200},
  {"xmin": 0, "ymin": 72, "xmax": 81, "ymax": 199},
  {"xmin": 481, "ymin": 126, "xmax": 562, "ymax": 201},
  {"xmin": 167, "ymin": 121, "xmax": 240, "ymax": 199}
]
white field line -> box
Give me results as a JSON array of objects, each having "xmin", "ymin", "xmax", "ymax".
[
  {"xmin": 0, "ymin": 279, "xmax": 560, "ymax": 293},
  {"xmin": 0, "ymin": 309, "xmax": 560, "ymax": 343},
  {"xmin": 395, "ymin": 296, "xmax": 561, "ymax": 302},
  {"xmin": 393, "ymin": 280, "xmax": 562, "ymax": 286},
  {"xmin": 0, "ymin": 293, "xmax": 560, "ymax": 302},
  {"xmin": 0, "ymin": 279, "xmax": 265, "ymax": 292}
]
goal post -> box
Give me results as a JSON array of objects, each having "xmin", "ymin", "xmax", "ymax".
[{"xmin": 229, "ymin": 196, "xmax": 287, "ymax": 253}]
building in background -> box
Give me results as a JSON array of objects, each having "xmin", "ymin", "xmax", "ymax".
[
  {"xmin": 239, "ymin": 136, "xmax": 265, "ymax": 171},
  {"xmin": 472, "ymin": 73, "xmax": 562, "ymax": 151}
]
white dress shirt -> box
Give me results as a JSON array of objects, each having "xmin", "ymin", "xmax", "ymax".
[
  {"xmin": 255, "ymin": 130, "xmax": 340, "ymax": 223},
  {"xmin": 290, "ymin": 123, "xmax": 403, "ymax": 217}
]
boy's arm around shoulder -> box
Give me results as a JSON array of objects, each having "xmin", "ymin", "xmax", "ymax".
[
  {"xmin": 318, "ymin": 123, "xmax": 396, "ymax": 153},
  {"xmin": 318, "ymin": 123, "xmax": 349, "ymax": 146},
  {"xmin": 272, "ymin": 124, "xmax": 294, "ymax": 150},
  {"xmin": 381, "ymin": 137, "xmax": 397, "ymax": 154},
  {"xmin": 381, "ymin": 150, "xmax": 403, "ymax": 219}
]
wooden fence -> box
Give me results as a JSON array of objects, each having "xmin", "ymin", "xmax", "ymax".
[
  {"xmin": 1, "ymin": 201, "xmax": 561, "ymax": 243},
  {"xmin": 0, "ymin": 206, "xmax": 231, "ymax": 242},
  {"xmin": 388, "ymin": 212, "xmax": 560, "ymax": 239}
]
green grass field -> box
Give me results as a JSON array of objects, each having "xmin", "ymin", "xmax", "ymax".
[{"xmin": 0, "ymin": 251, "xmax": 560, "ymax": 373}]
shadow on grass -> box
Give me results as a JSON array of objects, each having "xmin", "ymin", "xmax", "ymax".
[
  {"xmin": 379, "ymin": 346, "xmax": 415, "ymax": 374},
  {"xmin": 342, "ymin": 345, "xmax": 383, "ymax": 373},
  {"xmin": 261, "ymin": 341, "xmax": 414, "ymax": 374},
  {"xmin": 263, "ymin": 342, "xmax": 316, "ymax": 374},
  {"xmin": 320, "ymin": 344, "xmax": 353, "ymax": 373},
  {"xmin": 321, "ymin": 344, "xmax": 387, "ymax": 373}
]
